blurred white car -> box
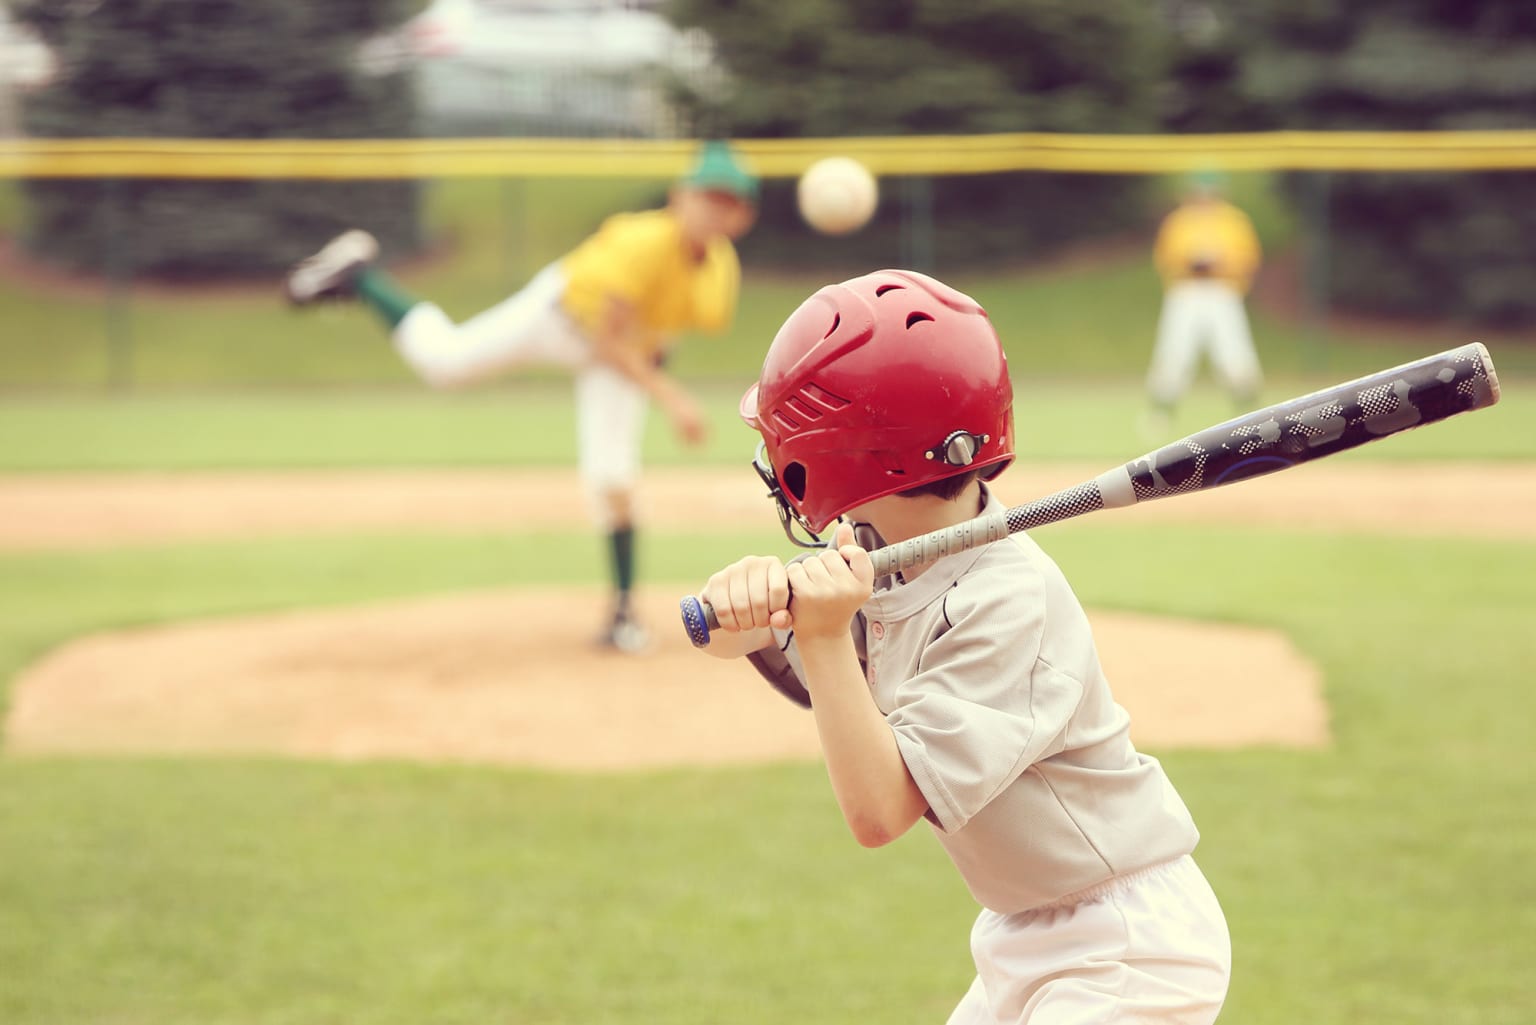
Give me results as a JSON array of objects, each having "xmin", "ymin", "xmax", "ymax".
[
  {"xmin": 0, "ymin": 1, "xmax": 55, "ymax": 136},
  {"xmin": 358, "ymin": 0, "xmax": 719, "ymax": 137},
  {"xmin": 0, "ymin": 3, "xmax": 56, "ymax": 90}
]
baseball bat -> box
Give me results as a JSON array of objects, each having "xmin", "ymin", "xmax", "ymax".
[{"xmin": 681, "ymin": 342, "xmax": 1500, "ymax": 648}]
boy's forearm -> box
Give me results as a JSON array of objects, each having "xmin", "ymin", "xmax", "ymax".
[{"xmin": 798, "ymin": 633, "xmax": 928, "ymax": 847}]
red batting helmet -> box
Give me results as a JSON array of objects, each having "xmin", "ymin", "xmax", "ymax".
[{"xmin": 741, "ymin": 269, "xmax": 1014, "ymax": 542}]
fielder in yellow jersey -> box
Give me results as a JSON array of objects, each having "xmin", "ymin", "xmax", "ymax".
[
  {"xmin": 284, "ymin": 141, "xmax": 759, "ymax": 652},
  {"xmin": 1143, "ymin": 171, "xmax": 1264, "ymax": 438}
]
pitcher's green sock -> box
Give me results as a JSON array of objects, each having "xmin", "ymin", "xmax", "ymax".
[
  {"xmin": 356, "ymin": 266, "xmax": 420, "ymax": 330},
  {"xmin": 608, "ymin": 526, "xmax": 636, "ymax": 614}
]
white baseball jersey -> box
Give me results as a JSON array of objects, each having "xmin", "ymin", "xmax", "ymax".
[{"xmin": 747, "ymin": 484, "xmax": 1201, "ymax": 915}]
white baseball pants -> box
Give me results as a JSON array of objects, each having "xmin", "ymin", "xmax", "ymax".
[
  {"xmin": 391, "ymin": 263, "xmax": 646, "ymax": 522},
  {"xmin": 1146, "ymin": 280, "xmax": 1262, "ymax": 407},
  {"xmin": 946, "ymin": 855, "xmax": 1231, "ymax": 1024}
]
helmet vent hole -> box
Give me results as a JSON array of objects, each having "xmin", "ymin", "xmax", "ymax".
[
  {"xmin": 785, "ymin": 396, "xmax": 821, "ymax": 421},
  {"xmin": 801, "ymin": 383, "xmax": 850, "ymax": 409},
  {"xmin": 906, "ymin": 311, "xmax": 934, "ymax": 329},
  {"xmin": 782, "ymin": 461, "xmax": 808, "ymax": 501},
  {"xmin": 771, "ymin": 409, "xmax": 801, "ymax": 432},
  {"xmin": 875, "ymin": 283, "xmax": 905, "ymax": 297},
  {"xmin": 823, "ymin": 313, "xmax": 840, "ymax": 338}
]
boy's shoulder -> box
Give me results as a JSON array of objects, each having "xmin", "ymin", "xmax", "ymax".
[{"xmin": 941, "ymin": 535, "xmax": 1049, "ymax": 623}]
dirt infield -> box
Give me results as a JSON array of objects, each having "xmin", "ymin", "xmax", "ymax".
[
  {"xmin": 2, "ymin": 461, "xmax": 1534, "ymax": 551},
  {"xmin": 7, "ymin": 461, "xmax": 1528, "ymax": 768}
]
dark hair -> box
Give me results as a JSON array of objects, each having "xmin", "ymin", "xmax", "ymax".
[{"xmin": 897, "ymin": 468, "xmax": 982, "ymax": 502}]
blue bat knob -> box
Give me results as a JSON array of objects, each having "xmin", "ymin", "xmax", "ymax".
[{"xmin": 680, "ymin": 595, "xmax": 713, "ymax": 648}]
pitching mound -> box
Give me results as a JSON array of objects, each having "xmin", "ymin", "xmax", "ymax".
[{"xmin": 3, "ymin": 587, "xmax": 1327, "ymax": 769}]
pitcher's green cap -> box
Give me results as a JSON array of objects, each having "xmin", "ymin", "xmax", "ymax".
[
  {"xmin": 1189, "ymin": 167, "xmax": 1228, "ymax": 190},
  {"xmin": 682, "ymin": 139, "xmax": 760, "ymax": 203}
]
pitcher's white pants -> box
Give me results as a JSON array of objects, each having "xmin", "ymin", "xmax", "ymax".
[
  {"xmin": 945, "ymin": 856, "xmax": 1230, "ymax": 1024},
  {"xmin": 1146, "ymin": 280, "xmax": 1262, "ymax": 407},
  {"xmin": 390, "ymin": 264, "xmax": 646, "ymax": 525}
]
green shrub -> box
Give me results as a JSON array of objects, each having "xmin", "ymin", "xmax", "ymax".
[
  {"xmin": 14, "ymin": 0, "xmax": 422, "ymax": 278},
  {"xmin": 666, "ymin": 0, "xmax": 1166, "ymax": 269},
  {"xmin": 1240, "ymin": 1, "xmax": 1536, "ymax": 326}
]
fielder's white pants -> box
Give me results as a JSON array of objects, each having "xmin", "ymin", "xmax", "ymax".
[
  {"xmin": 390, "ymin": 263, "xmax": 645, "ymax": 524},
  {"xmin": 946, "ymin": 856, "xmax": 1231, "ymax": 1025},
  {"xmin": 1146, "ymin": 280, "xmax": 1262, "ymax": 407}
]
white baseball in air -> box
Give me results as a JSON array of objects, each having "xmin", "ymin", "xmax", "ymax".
[{"xmin": 796, "ymin": 157, "xmax": 879, "ymax": 236}]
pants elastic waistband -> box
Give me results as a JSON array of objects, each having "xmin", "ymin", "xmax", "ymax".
[{"xmin": 1030, "ymin": 856, "xmax": 1188, "ymax": 914}]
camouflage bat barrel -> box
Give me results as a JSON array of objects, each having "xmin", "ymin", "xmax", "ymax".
[
  {"xmin": 680, "ymin": 343, "xmax": 1499, "ymax": 647},
  {"xmin": 1087, "ymin": 341, "xmax": 1500, "ymax": 514}
]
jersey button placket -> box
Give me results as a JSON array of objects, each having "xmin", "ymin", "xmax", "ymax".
[{"xmin": 867, "ymin": 621, "xmax": 884, "ymax": 687}]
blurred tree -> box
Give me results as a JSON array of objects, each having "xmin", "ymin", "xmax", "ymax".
[
  {"xmin": 1238, "ymin": 0, "xmax": 1536, "ymax": 325},
  {"xmin": 1156, "ymin": 1, "xmax": 1264, "ymax": 133},
  {"xmin": 666, "ymin": 0, "xmax": 1170, "ymax": 270},
  {"xmin": 13, "ymin": 0, "xmax": 421, "ymax": 279}
]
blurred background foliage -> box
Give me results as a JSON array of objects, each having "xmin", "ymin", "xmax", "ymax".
[
  {"xmin": 11, "ymin": 0, "xmax": 424, "ymax": 276},
  {"xmin": 667, "ymin": 0, "xmax": 1536, "ymax": 324},
  {"xmin": 6, "ymin": 0, "xmax": 1536, "ymax": 326},
  {"xmin": 667, "ymin": 0, "xmax": 1165, "ymax": 270},
  {"xmin": 1232, "ymin": 0, "xmax": 1536, "ymax": 326}
]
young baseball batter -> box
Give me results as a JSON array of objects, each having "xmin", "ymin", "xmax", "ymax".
[
  {"xmin": 284, "ymin": 140, "xmax": 759, "ymax": 652},
  {"xmin": 698, "ymin": 270, "xmax": 1231, "ymax": 1023}
]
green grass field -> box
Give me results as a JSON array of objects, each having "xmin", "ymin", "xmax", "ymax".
[
  {"xmin": 2, "ymin": 172, "xmax": 1533, "ymax": 1023},
  {"xmin": 1, "ymin": 523, "xmax": 1532, "ymax": 1024}
]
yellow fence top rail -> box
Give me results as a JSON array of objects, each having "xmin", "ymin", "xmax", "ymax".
[{"xmin": 5, "ymin": 131, "xmax": 1536, "ymax": 178}]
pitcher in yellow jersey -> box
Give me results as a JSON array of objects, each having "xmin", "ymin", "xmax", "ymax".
[
  {"xmin": 1142, "ymin": 171, "xmax": 1263, "ymax": 438},
  {"xmin": 284, "ymin": 141, "xmax": 759, "ymax": 652}
]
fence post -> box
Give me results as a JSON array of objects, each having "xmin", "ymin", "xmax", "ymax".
[
  {"xmin": 102, "ymin": 177, "xmax": 133, "ymax": 391},
  {"xmin": 501, "ymin": 176, "xmax": 525, "ymax": 287},
  {"xmin": 900, "ymin": 175, "xmax": 936, "ymax": 272},
  {"xmin": 1302, "ymin": 171, "xmax": 1332, "ymax": 373}
]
